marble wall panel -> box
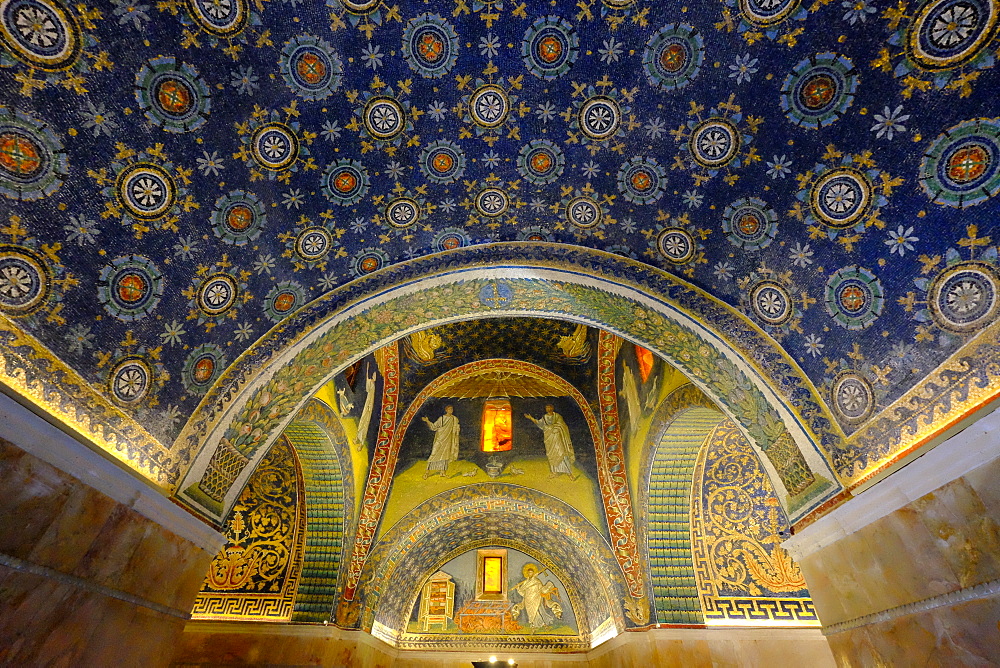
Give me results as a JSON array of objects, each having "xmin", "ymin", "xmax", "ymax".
[
  {"xmin": 825, "ymin": 595, "xmax": 1000, "ymax": 667},
  {"xmin": 796, "ymin": 451, "xmax": 1000, "ymax": 664},
  {"xmin": 0, "ymin": 437, "xmax": 216, "ymax": 666}
]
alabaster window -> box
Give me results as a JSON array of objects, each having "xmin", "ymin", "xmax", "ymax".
[
  {"xmin": 481, "ymin": 399, "xmax": 513, "ymax": 452},
  {"xmin": 475, "ymin": 548, "xmax": 508, "ymax": 601}
]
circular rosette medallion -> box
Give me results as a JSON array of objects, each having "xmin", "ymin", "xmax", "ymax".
[
  {"xmin": 97, "ymin": 255, "xmax": 164, "ymax": 322},
  {"xmin": 831, "ymin": 371, "xmax": 875, "ymax": 424},
  {"xmin": 116, "ymin": 163, "xmax": 177, "ymax": 222},
  {"xmin": 351, "ymin": 247, "xmax": 389, "ymax": 277},
  {"xmin": 420, "ymin": 140, "xmax": 465, "ymax": 184},
  {"xmin": 928, "ymin": 261, "xmax": 1000, "ymax": 333},
  {"xmin": 322, "ymin": 159, "xmax": 369, "ymax": 206},
  {"xmin": 264, "ymin": 281, "xmax": 305, "ymax": 323},
  {"xmin": 339, "ymin": 0, "xmax": 380, "ymax": 16},
  {"xmin": 521, "ymin": 15, "xmax": 579, "ymax": 80},
  {"xmin": 825, "ymin": 265, "xmax": 884, "ymax": 331},
  {"xmin": 469, "ymin": 84, "xmax": 510, "ymax": 129},
  {"xmin": 722, "ymin": 197, "xmax": 778, "ymax": 251},
  {"xmin": 184, "ymin": 0, "xmax": 249, "ymax": 38},
  {"xmin": 250, "ymin": 122, "xmax": 299, "ymax": 172},
  {"xmin": 363, "ymin": 96, "xmax": 406, "ymax": 141},
  {"xmin": 656, "ymin": 227, "xmax": 695, "ymax": 264},
  {"xmin": 135, "ymin": 57, "xmax": 211, "ymax": 133},
  {"xmin": 689, "ymin": 119, "xmax": 740, "ymax": 169},
  {"xmin": 809, "ymin": 167, "xmax": 873, "ymax": 229},
  {"xmin": 211, "ymin": 190, "xmax": 265, "ymax": 246},
  {"xmin": 749, "ymin": 280, "xmax": 793, "ymax": 326},
  {"xmin": 906, "ymin": 0, "xmax": 1000, "ymax": 71},
  {"xmin": 518, "ymin": 226, "xmax": 552, "ymax": 242},
  {"xmin": 385, "ymin": 197, "xmax": 420, "ymax": 229},
  {"xmin": 197, "ymin": 273, "xmax": 238, "ymax": 317},
  {"xmin": 295, "ymin": 226, "xmax": 332, "ymax": 262},
  {"xmin": 617, "ymin": 157, "xmax": 666, "ymax": 204},
  {"xmin": 280, "ymin": 35, "xmax": 343, "ymax": 101},
  {"xmin": 182, "ymin": 344, "xmax": 226, "ymax": 395},
  {"xmin": 0, "ymin": 108, "xmax": 66, "ymax": 201},
  {"xmin": 920, "ymin": 118, "xmax": 1000, "ymax": 208},
  {"xmin": 0, "ymin": 0, "xmax": 82, "ymax": 71},
  {"xmin": 433, "ymin": 227, "xmax": 469, "ymax": 252},
  {"xmin": 780, "ymin": 52, "xmax": 858, "ymax": 129},
  {"xmin": 566, "ymin": 195, "xmax": 603, "ymax": 229},
  {"xmin": 642, "ymin": 23, "xmax": 704, "ymax": 91},
  {"xmin": 738, "ymin": 0, "xmax": 802, "ymax": 27},
  {"xmin": 109, "ymin": 357, "xmax": 152, "ymax": 406},
  {"xmin": 401, "ymin": 13, "xmax": 458, "ymax": 79},
  {"xmin": 517, "ymin": 140, "xmax": 564, "ymax": 185},
  {"xmin": 578, "ymin": 96, "xmax": 621, "ymax": 141},
  {"xmin": 0, "ymin": 245, "xmax": 50, "ymax": 316},
  {"xmin": 476, "ymin": 188, "xmax": 510, "ymax": 218}
]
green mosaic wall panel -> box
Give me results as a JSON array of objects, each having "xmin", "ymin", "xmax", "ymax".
[
  {"xmin": 646, "ymin": 408, "xmax": 723, "ymax": 624},
  {"xmin": 285, "ymin": 422, "xmax": 347, "ymax": 622}
]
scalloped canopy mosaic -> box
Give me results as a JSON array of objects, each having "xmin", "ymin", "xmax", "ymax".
[{"xmin": 2, "ymin": 0, "xmax": 1000, "ymax": 493}]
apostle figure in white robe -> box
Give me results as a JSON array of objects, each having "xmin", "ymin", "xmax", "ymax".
[
  {"xmin": 422, "ymin": 405, "xmax": 460, "ymax": 478},
  {"xmin": 524, "ymin": 404, "xmax": 576, "ymax": 479},
  {"xmin": 354, "ymin": 369, "xmax": 377, "ymax": 452}
]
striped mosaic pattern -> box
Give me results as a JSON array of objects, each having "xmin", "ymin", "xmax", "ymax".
[
  {"xmin": 284, "ymin": 421, "xmax": 347, "ymax": 622},
  {"xmin": 646, "ymin": 407, "xmax": 723, "ymax": 624}
]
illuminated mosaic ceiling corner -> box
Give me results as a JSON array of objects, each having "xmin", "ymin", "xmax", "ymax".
[{"xmin": 2, "ymin": 0, "xmax": 1000, "ymax": 492}]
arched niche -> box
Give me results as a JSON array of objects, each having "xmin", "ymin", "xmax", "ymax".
[
  {"xmin": 355, "ymin": 483, "xmax": 624, "ymax": 640},
  {"xmin": 380, "ymin": 359, "xmax": 606, "ymax": 540},
  {"xmin": 173, "ymin": 245, "xmax": 842, "ymax": 526},
  {"xmin": 390, "ymin": 541, "xmax": 588, "ymax": 651}
]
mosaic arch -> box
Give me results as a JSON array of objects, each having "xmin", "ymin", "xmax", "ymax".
[
  {"xmin": 348, "ymin": 356, "xmax": 646, "ymax": 611},
  {"xmin": 356, "ymin": 483, "xmax": 622, "ymax": 641},
  {"xmin": 174, "ymin": 246, "xmax": 841, "ymax": 528}
]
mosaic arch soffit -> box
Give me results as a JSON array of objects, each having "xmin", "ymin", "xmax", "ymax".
[
  {"xmin": 173, "ymin": 245, "xmax": 842, "ymax": 524},
  {"xmin": 359, "ymin": 483, "xmax": 623, "ymax": 635}
]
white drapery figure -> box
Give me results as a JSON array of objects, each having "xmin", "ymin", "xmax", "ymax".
[
  {"xmin": 511, "ymin": 564, "xmax": 562, "ymax": 628},
  {"xmin": 620, "ymin": 364, "xmax": 641, "ymax": 436},
  {"xmin": 354, "ymin": 369, "xmax": 377, "ymax": 451},
  {"xmin": 422, "ymin": 405, "xmax": 460, "ymax": 478},
  {"xmin": 524, "ymin": 404, "xmax": 576, "ymax": 478}
]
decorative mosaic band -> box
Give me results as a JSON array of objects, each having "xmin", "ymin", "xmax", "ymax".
[
  {"xmin": 360, "ymin": 484, "xmax": 624, "ymax": 634},
  {"xmin": 703, "ymin": 597, "xmax": 819, "ymax": 624},
  {"xmin": 342, "ymin": 341, "xmax": 400, "ymax": 601},
  {"xmin": 0, "ymin": 316, "xmax": 173, "ymax": 486},
  {"xmin": 595, "ymin": 330, "xmax": 645, "ymax": 601},
  {"xmin": 190, "ymin": 437, "xmax": 306, "ymax": 622}
]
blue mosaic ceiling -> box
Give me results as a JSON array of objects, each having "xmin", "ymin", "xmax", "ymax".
[{"xmin": 2, "ymin": 0, "xmax": 1000, "ymax": 443}]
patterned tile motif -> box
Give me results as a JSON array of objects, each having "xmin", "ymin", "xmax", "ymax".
[
  {"xmin": 283, "ymin": 421, "xmax": 348, "ymax": 622},
  {"xmin": 645, "ymin": 407, "xmax": 723, "ymax": 623},
  {"xmin": 191, "ymin": 436, "xmax": 305, "ymax": 620}
]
